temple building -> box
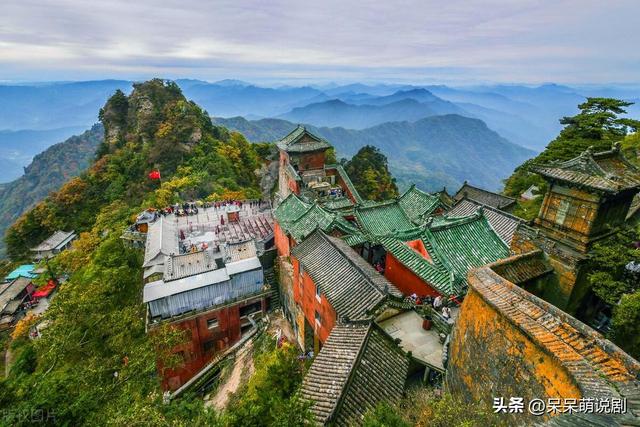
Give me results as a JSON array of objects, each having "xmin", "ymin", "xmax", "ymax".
[
  {"xmin": 30, "ymin": 230, "xmax": 77, "ymax": 260},
  {"xmin": 511, "ymin": 143, "xmax": 640, "ymax": 314},
  {"xmin": 453, "ymin": 181, "xmax": 517, "ymax": 212},
  {"xmin": 300, "ymin": 322, "xmax": 410, "ymax": 426},
  {"xmin": 289, "ymin": 229, "xmax": 403, "ymax": 352},
  {"xmin": 276, "ymin": 125, "xmax": 363, "ymax": 206},
  {"xmin": 140, "ymin": 202, "xmax": 276, "ymax": 391}
]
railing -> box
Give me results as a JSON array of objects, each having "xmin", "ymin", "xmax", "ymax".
[{"xmin": 422, "ymin": 305, "xmax": 453, "ymax": 335}]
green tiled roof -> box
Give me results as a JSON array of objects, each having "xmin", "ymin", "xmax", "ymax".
[
  {"xmin": 398, "ymin": 184, "xmax": 442, "ymax": 222},
  {"xmin": 276, "ymin": 125, "xmax": 332, "ymax": 153},
  {"xmin": 423, "ymin": 212, "xmax": 510, "ymax": 283},
  {"xmin": 377, "ymin": 211, "xmax": 509, "ymax": 296},
  {"xmin": 355, "ymin": 200, "xmax": 415, "ymax": 236},
  {"xmin": 274, "ymin": 193, "xmax": 310, "ymax": 224},
  {"xmin": 286, "ymin": 164, "xmax": 301, "ymax": 181},
  {"xmin": 343, "ymin": 232, "xmax": 370, "ymax": 247},
  {"xmin": 323, "ymin": 197, "xmax": 354, "ymax": 211},
  {"xmin": 378, "ymin": 235, "xmax": 457, "ymax": 295},
  {"xmin": 276, "ymin": 197, "xmax": 360, "ymax": 243},
  {"xmin": 288, "ymin": 204, "xmax": 336, "ymax": 242}
]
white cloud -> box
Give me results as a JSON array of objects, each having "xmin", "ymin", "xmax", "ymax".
[{"xmin": 0, "ymin": 0, "xmax": 638, "ymax": 83}]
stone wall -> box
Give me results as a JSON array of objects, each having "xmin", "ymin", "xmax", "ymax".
[
  {"xmin": 447, "ymin": 261, "xmax": 640, "ymax": 425},
  {"xmin": 447, "ymin": 282, "xmax": 581, "ymax": 424}
]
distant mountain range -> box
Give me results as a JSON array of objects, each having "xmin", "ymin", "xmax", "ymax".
[
  {"xmin": 214, "ymin": 115, "xmax": 535, "ymax": 192},
  {"xmin": 1, "ymin": 79, "xmax": 639, "ymax": 184},
  {"xmin": 0, "ymin": 126, "xmax": 87, "ymax": 182},
  {"xmin": 0, "ymin": 125, "xmax": 103, "ymax": 257},
  {"xmin": 278, "ymin": 90, "xmax": 466, "ymax": 129}
]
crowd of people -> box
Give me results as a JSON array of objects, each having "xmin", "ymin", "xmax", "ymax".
[
  {"xmin": 406, "ymin": 293, "xmax": 460, "ymax": 323},
  {"xmin": 154, "ymin": 199, "xmax": 266, "ymax": 217}
]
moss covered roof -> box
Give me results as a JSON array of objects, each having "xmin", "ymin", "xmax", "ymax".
[
  {"xmin": 355, "ymin": 200, "xmax": 416, "ymax": 236},
  {"xmin": 276, "ymin": 125, "xmax": 332, "ymax": 153},
  {"xmin": 398, "ymin": 184, "xmax": 443, "ymax": 222},
  {"xmin": 376, "ymin": 211, "xmax": 509, "ymax": 296},
  {"xmin": 531, "ymin": 143, "xmax": 640, "ymax": 194}
]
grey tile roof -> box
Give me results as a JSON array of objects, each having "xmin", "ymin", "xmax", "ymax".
[
  {"xmin": 531, "ymin": 144, "xmax": 640, "ymax": 194},
  {"xmin": 0, "ymin": 277, "xmax": 32, "ymax": 312},
  {"xmin": 448, "ymin": 197, "xmax": 524, "ymax": 245},
  {"xmin": 224, "ymin": 239, "xmax": 257, "ymax": 262},
  {"xmin": 301, "ymin": 322, "xmax": 409, "ymax": 426},
  {"xmin": 143, "ymin": 217, "xmax": 179, "ymax": 267},
  {"xmin": 164, "ymin": 250, "xmax": 217, "ymax": 281},
  {"xmin": 276, "ymin": 125, "xmax": 332, "ymax": 153},
  {"xmin": 453, "ymin": 182, "xmax": 516, "ymax": 210},
  {"xmin": 31, "ymin": 230, "xmax": 76, "ymax": 252},
  {"xmin": 291, "ymin": 230, "xmax": 402, "ymax": 321}
]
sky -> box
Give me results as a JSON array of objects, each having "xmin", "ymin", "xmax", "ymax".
[{"xmin": 1, "ymin": 0, "xmax": 639, "ymax": 84}]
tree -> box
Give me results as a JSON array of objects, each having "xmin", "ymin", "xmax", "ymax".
[
  {"xmin": 503, "ymin": 98, "xmax": 640, "ymax": 218},
  {"xmin": 362, "ymin": 389, "xmax": 506, "ymax": 427},
  {"xmin": 611, "ymin": 291, "xmax": 640, "ymax": 358},
  {"xmin": 344, "ymin": 145, "xmax": 398, "ymax": 201},
  {"xmin": 224, "ymin": 342, "xmax": 311, "ymax": 426}
]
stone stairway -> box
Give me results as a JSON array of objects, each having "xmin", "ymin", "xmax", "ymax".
[{"xmin": 264, "ymin": 268, "xmax": 281, "ymax": 311}]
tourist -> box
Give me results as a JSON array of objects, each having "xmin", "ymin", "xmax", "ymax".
[
  {"xmin": 442, "ymin": 306, "xmax": 451, "ymax": 319},
  {"xmin": 433, "ymin": 295, "xmax": 443, "ymax": 309}
]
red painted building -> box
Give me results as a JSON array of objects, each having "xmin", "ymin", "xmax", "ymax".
[
  {"xmin": 289, "ymin": 230, "xmax": 402, "ymax": 352},
  {"xmin": 143, "ymin": 239, "xmax": 273, "ymax": 392},
  {"xmin": 383, "ymin": 239, "xmax": 442, "ymax": 298},
  {"xmin": 154, "ymin": 295, "xmax": 267, "ymax": 391}
]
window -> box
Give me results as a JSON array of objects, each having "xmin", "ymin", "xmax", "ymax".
[
  {"xmin": 299, "ymin": 264, "xmax": 304, "ymax": 277},
  {"xmin": 240, "ymin": 301, "xmax": 262, "ymax": 318},
  {"xmin": 207, "ymin": 318, "xmax": 219, "ymax": 330},
  {"xmin": 315, "ymin": 285, "xmax": 321, "ymax": 301},
  {"xmin": 203, "ymin": 340, "xmax": 215, "ymax": 353},
  {"xmin": 555, "ymin": 199, "xmax": 570, "ymax": 225},
  {"xmin": 315, "ymin": 310, "xmax": 322, "ymax": 325}
]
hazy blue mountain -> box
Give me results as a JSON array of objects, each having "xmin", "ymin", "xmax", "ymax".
[
  {"xmin": 323, "ymin": 83, "xmax": 412, "ymax": 96},
  {"xmin": 0, "ymin": 125, "xmax": 103, "ymax": 257},
  {"xmin": 0, "ymin": 126, "xmax": 87, "ymax": 182},
  {"xmin": 181, "ymin": 82, "xmax": 325, "ymax": 117},
  {"xmin": 0, "ymin": 80, "xmax": 132, "ymax": 130},
  {"xmin": 214, "ymin": 115, "xmax": 534, "ymax": 192},
  {"xmin": 425, "ymin": 84, "xmax": 587, "ymax": 150},
  {"xmin": 279, "ymin": 98, "xmax": 451, "ymax": 129},
  {"xmin": 453, "ymin": 102, "xmax": 549, "ymax": 151}
]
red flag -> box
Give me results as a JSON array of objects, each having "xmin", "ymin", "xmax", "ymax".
[{"xmin": 148, "ymin": 170, "xmax": 161, "ymax": 180}]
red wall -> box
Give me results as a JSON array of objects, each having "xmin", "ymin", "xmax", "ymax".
[
  {"xmin": 158, "ymin": 296, "xmax": 268, "ymax": 391},
  {"xmin": 384, "ymin": 252, "xmax": 442, "ymax": 298},
  {"xmin": 297, "ymin": 151, "xmax": 326, "ymax": 171},
  {"xmin": 288, "ymin": 176, "xmax": 299, "ymax": 195},
  {"xmin": 292, "ymin": 257, "xmax": 337, "ymax": 344},
  {"xmin": 274, "ymin": 222, "xmax": 291, "ymax": 257}
]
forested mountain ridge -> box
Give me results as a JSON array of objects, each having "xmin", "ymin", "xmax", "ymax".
[
  {"xmin": 0, "ymin": 125, "xmax": 103, "ymax": 258},
  {"xmin": 0, "ymin": 79, "xmax": 265, "ymax": 425},
  {"xmin": 214, "ymin": 115, "xmax": 535, "ymax": 192}
]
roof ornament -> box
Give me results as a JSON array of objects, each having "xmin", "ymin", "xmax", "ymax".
[
  {"xmin": 612, "ymin": 141, "xmax": 621, "ymax": 152},
  {"xmin": 476, "ymin": 205, "xmax": 484, "ymax": 216},
  {"xmin": 425, "ymin": 217, "xmax": 433, "ymax": 227}
]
